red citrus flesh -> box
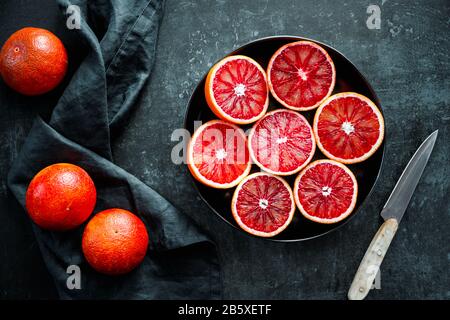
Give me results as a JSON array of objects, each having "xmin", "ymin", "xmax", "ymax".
[
  {"xmin": 205, "ymin": 55, "xmax": 269, "ymax": 124},
  {"xmin": 0, "ymin": 27, "xmax": 68, "ymax": 96},
  {"xmin": 82, "ymin": 208, "xmax": 149, "ymax": 275},
  {"xmin": 313, "ymin": 92, "xmax": 384, "ymax": 164},
  {"xmin": 187, "ymin": 120, "xmax": 251, "ymax": 188},
  {"xmin": 232, "ymin": 172, "xmax": 295, "ymax": 237},
  {"xmin": 25, "ymin": 163, "xmax": 96, "ymax": 231},
  {"xmin": 248, "ymin": 109, "xmax": 316, "ymax": 175},
  {"xmin": 294, "ymin": 160, "xmax": 357, "ymax": 224},
  {"xmin": 267, "ymin": 41, "xmax": 336, "ymax": 111}
]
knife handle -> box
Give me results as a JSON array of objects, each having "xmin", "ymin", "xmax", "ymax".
[{"xmin": 348, "ymin": 218, "xmax": 398, "ymax": 300}]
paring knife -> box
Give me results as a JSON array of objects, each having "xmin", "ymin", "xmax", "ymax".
[{"xmin": 348, "ymin": 130, "xmax": 439, "ymax": 300}]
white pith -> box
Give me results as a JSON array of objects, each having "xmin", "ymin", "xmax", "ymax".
[
  {"xmin": 341, "ymin": 121, "xmax": 355, "ymax": 135},
  {"xmin": 233, "ymin": 83, "xmax": 246, "ymax": 97},
  {"xmin": 259, "ymin": 199, "xmax": 269, "ymax": 209},
  {"xmin": 276, "ymin": 137, "xmax": 288, "ymax": 144},
  {"xmin": 215, "ymin": 148, "xmax": 227, "ymax": 160},
  {"xmin": 297, "ymin": 68, "xmax": 308, "ymax": 81},
  {"xmin": 321, "ymin": 186, "xmax": 332, "ymax": 196}
]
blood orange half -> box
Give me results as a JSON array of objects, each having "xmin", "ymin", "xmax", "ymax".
[
  {"xmin": 205, "ymin": 55, "xmax": 269, "ymax": 124},
  {"xmin": 248, "ymin": 109, "xmax": 316, "ymax": 176},
  {"xmin": 313, "ymin": 92, "xmax": 384, "ymax": 164},
  {"xmin": 267, "ymin": 41, "xmax": 336, "ymax": 111},
  {"xmin": 231, "ymin": 172, "xmax": 295, "ymax": 237},
  {"xmin": 294, "ymin": 160, "xmax": 358, "ymax": 224},
  {"xmin": 188, "ymin": 120, "xmax": 251, "ymax": 188}
]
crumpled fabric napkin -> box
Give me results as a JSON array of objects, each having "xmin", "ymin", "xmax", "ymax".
[{"xmin": 7, "ymin": 0, "xmax": 221, "ymax": 299}]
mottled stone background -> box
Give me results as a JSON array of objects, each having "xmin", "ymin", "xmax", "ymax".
[{"xmin": 0, "ymin": 0, "xmax": 448, "ymax": 299}]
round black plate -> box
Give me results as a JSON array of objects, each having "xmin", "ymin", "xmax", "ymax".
[{"xmin": 184, "ymin": 36, "xmax": 385, "ymax": 242}]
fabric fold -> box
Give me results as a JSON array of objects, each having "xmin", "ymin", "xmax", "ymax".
[{"xmin": 7, "ymin": 0, "xmax": 221, "ymax": 299}]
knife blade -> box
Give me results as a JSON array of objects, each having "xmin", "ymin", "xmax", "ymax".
[
  {"xmin": 381, "ymin": 130, "xmax": 439, "ymax": 222},
  {"xmin": 348, "ymin": 130, "xmax": 438, "ymax": 300}
]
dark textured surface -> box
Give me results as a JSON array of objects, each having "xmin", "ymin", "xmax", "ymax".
[{"xmin": 0, "ymin": 0, "xmax": 449, "ymax": 299}]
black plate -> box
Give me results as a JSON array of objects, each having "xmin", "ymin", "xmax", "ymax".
[{"xmin": 184, "ymin": 36, "xmax": 385, "ymax": 242}]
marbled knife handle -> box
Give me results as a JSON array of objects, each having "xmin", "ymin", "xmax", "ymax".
[{"xmin": 348, "ymin": 218, "xmax": 399, "ymax": 300}]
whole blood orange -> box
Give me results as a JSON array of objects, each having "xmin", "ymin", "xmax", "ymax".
[
  {"xmin": 26, "ymin": 163, "xmax": 96, "ymax": 231},
  {"xmin": 187, "ymin": 120, "xmax": 251, "ymax": 188},
  {"xmin": 0, "ymin": 27, "xmax": 68, "ymax": 95},
  {"xmin": 267, "ymin": 41, "xmax": 336, "ymax": 111},
  {"xmin": 231, "ymin": 172, "xmax": 295, "ymax": 237},
  {"xmin": 205, "ymin": 55, "xmax": 269, "ymax": 124},
  {"xmin": 82, "ymin": 208, "xmax": 149, "ymax": 275},
  {"xmin": 294, "ymin": 160, "xmax": 358, "ymax": 224},
  {"xmin": 313, "ymin": 92, "xmax": 384, "ymax": 164}
]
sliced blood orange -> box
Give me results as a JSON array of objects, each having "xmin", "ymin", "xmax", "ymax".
[
  {"xmin": 231, "ymin": 172, "xmax": 295, "ymax": 237},
  {"xmin": 267, "ymin": 41, "xmax": 336, "ymax": 111},
  {"xmin": 313, "ymin": 92, "xmax": 384, "ymax": 164},
  {"xmin": 205, "ymin": 55, "xmax": 269, "ymax": 124},
  {"xmin": 294, "ymin": 160, "xmax": 358, "ymax": 224},
  {"xmin": 248, "ymin": 109, "xmax": 316, "ymax": 176},
  {"xmin": 188, "ymin": 120, "xmax": 251, "ymax": 188}
]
